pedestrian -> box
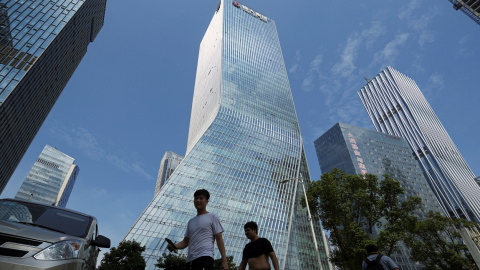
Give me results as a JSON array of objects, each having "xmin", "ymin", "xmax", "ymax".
[
  {"xmin": 239, "ymin": 221, "xmax": 279, "ymax": 270},
  {"xmin": 363, "ymin": 244, "xmax": 399, "ymax": 270},
  {"xmin": 167, "ymin": 189, "xmax": 228, "ymax": 270}
]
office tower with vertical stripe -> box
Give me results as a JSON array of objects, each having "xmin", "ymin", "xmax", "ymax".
[
  {"xmin": 14, "ymin": 145, "xmax": 79, "ymax": 208},
  {"xmin": 448, "ymin": 0, "xmax": 480, "ymax": 25},
  {"xmin": 123, "ymin": 1, "xmax": 330, "ymax": 269},
  {"xmin": 358, "ymin": 66, "xmax": 480, "ymax": 224},
  {"xmin": 315, "ymin": 122, "xmax": 444, "ymax": 270},
  {"xmin": 0, "ymin": 0, "xmax": 106, "ymax": 193}
]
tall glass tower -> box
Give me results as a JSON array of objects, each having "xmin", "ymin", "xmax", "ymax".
[
  {"xmin": 14, "ymin": 145, "xmax": 79, "ymax": 208},
  {"xmin": 155, "ymin": 151, "xmax": 184, "ymax": 197},
  {"xmin": 123, "ymin": 1, "xmax": 330, "ymax": 269},
  {"xmin": 0, "ymin": 0, "xmax": 106, "ymax": 193},
  {"xmin": 358, "ymin": 66, "xmax": 480, "ymax": 223}
]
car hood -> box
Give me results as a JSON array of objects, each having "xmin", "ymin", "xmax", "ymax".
[{"xmin": 0, "ymin": 220, "xmax": 82, "ymax": 243}]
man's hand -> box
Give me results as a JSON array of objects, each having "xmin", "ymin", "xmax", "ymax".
[
  {"xmin": 166, "ymin": 243, "xmax": 177, "ymax": 253},
  {"xmin": 165, "ymin": 238, "xmax": 178, "ymax": 253},
  {"xmin": 221, "ymin": 258, "xmax": 229, "ymax": 270}
]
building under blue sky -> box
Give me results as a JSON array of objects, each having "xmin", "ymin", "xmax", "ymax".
[
  {"xmin": 315, "ymin": 122, "xmax": 444, "ymax": 269},
  {"xmin": 15, "ymin": 145, "xmax": 79, "ymax": 208},
  {"xmin": 359, "ymin": 67, "xmax": 480, "ymax": 223},
  {"xmin": 0, "ymin": 0, "xmax": 106, "ymax": 193},
  {"xmin": 0, "ymin": 0, "xmax": 478, "ymax": 265},
  {"xmin": 123, "ymin": 1, "xmax": 330, "ymax": 268}
]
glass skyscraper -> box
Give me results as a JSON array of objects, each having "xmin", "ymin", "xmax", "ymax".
[
  {"xmin": 0, "ymin": 0, "xmax": 106, "ymax": 193},
  {"xmin": 155, "ymin": 151, "xmax": 184, "ymax": 197},
  {"xmin": 358, "ymin": 66, "xmax": 480, "ymax": 224},
  {"xmin": 123, "ymin": 1, "xmax": 330, "ymax": 269},
  {"xmin": 14, "ymin": 145, "xmax": 79, "ymax": 208},
  {"xmin": 315, "ymin": 122, "xmax": 443, "ymax": 270},
  {"xmin": 449, "ymin": 0, "xmax": 480, "ymax": 25}
]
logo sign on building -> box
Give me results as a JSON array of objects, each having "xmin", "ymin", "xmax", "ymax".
[
  {"xmin": 348, "ymin": 132, "xmax": 368, "ymax": 175},
  {"xmin": 233, "ymin": 1, "xmax": 267, "ymax": 22}
]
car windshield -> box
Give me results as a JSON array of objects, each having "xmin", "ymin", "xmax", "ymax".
[{"xmin": 0, "ymin": 200, "xmax": 92, "ymax": 238}]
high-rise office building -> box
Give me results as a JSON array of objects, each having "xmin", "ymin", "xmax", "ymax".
[
  {"xmin": 155, "ymin": 151, "xmax": 183, "ymax": 196},
  {"xmin": 123, "ymin": 1, "xmax": 330, "ymax": 269},
  {"xmin": 358, "ymin": 66, "xmax": 480, "ymax": 223},
  {"xmin": 14, "ymin": 145, "xmax": 79, "ymax": 208},
  {"xmin": 449, "ymin": 0, "xmax": 480, "ymax": 25},
  {"xmin": 0, "ymin": 0, "xmax": 106, "ymax": 193},
  {"xmin": 315, "ymin": 122, "xmax": 443, "ymax": 270}
]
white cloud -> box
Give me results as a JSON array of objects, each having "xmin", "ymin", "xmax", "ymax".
[
  {"xmin": 399, "ymin": 0, "xmax": 420, "ymax": 20},
  {"xmin": 332, "ymin": 21, "xmax": 386, "ymax": 79},
  {"xmin": 302, "ymin": 53, "xmax": 323, "ymax": 92},
  {"xmin": 331, "ymin": 35, "xmax": 361, "ymax": 78},
  {"xmin": 49, "ymin": 126, "xmax": 154, "ymax": 180},
  {"xmin": 418, "ymin": 31, "xmax": 434, "ymax": 47},
  {"xmin": 457, "ymin": 34, "xmax": 470, "ymax": 56},
  {"xmin": 376, "ymin": 33, "xmax": 409, "ymax": 66},
  {"xmin": 289, "ymin": 50, "xmax": 302, "ymax": 73},
  {"xmin": 429, "ymin": 73, "xmax": 444, "ymax": 89}
]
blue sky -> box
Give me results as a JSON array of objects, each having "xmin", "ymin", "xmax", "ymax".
[{"xmin": 2, "ymin": 0, "xmax": 479, "ymax": 258}]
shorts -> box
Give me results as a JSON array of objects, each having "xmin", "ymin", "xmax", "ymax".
[{"xmin": 186, "ymin": 256, "xmax": 214, "ymax": 270}]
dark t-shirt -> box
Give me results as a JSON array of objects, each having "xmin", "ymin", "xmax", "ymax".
[{"xmin": 242, "ymin": 238, "xmax": 274, "ymax": 260}]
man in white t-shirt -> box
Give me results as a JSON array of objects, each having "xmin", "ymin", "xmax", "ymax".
[{"xmin": 168, "ymin": 189, "xmax": 228, "ymax": 270}]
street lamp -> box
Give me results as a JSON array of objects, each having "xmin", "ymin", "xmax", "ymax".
[{"xmin": 279, "ymin": 176, "xmax": 324, "ymax": 270}]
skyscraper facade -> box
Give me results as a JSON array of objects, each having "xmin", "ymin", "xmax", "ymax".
[
  {"xmin": 14, "ymin": 145, "xmax": 79, "ymax": 208},
  {"xmin": 123, "ymin": 1, "xmax": 330, "ymax": 269},
  {"xmin": 449, "ymin": 0, "xmax": 480, "ymax": 25},
  {"xmin": 358, "ymin": 66, "xmax": 480, "ymax": 223},
  {"xmin": 155, "ymin": 151, "xmax": 183, "ymax": 197},
  {"xmin": 0, "ymin": 0, "xmax": 106, "ymax": 193},
  {"xmin": 315, "ymin": 122, "xmax": 443, "ymax": 270}
]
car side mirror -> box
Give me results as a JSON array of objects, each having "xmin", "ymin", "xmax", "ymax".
[{"xmin": 91, "ymin": 235, "xmax": 110, "ymax": 248}]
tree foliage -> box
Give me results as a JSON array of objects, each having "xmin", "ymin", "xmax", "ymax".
[
  {"xmin": 156, "ymin": 253, "xmax": 238, "ymax": 270},
  {"xmin": 98, "ymin": 240, "xmax": 146, "ymax": 270},
  {"xmin": 214, "ymin": 256, "xmax": 238, "ymax": 270},
  {"xmin": 404, "ymin": 211, "xmax": 478, "ymax": 270},
  {"xmin": 303, "ymin": 168, "xmax": 421, "ymax": 270},
  {"xmin": 155, "ymin": 252, "xmax": 187, "ymax": 270}
]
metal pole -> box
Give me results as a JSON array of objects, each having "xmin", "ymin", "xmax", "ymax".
[
  {"xmin": 282, "ymin": 178, "xmax": 298, "ymax": 270},
  {"xmin": 300, "ymin": 179, "xmax": 324, "ymax": 270}
]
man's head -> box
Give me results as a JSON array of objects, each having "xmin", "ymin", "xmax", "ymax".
[
  {"xmin": 244, "ymin": 221, "xmax": 258, "ymax": 240},
  {"xmin": 193, "ymin": 189, "xmax": 210, "ymax": 211},
  {"xmin": 365, "ymin": 244, "xmax": 379, "ymax": 254}
]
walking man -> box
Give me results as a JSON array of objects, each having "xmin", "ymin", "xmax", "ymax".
[
  {"xmin": 239, "ymin": 221, "xmax": 279, "ymax": 270},
  {"xmin": 362, "ymin": 244, "xmax": 399, "ymax": 270},
  {"xmin": 168, "ymin": 189, "xmax": 228, "ymax": 270}
]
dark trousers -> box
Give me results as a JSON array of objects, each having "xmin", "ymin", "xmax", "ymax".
[{"xmin": 186, "ymin": 256, "xmax": 214, "ymax": 270}]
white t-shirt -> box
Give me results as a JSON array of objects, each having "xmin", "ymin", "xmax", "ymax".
[
  {"xmin": 185, "ymin": 212, "xmax": 224, "ymax": 262},
  {"xmin": 362, "ymin": 254, "xmax": 399, "ymax": 270}
]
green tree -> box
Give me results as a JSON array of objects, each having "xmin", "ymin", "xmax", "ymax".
[
  {"xmin": 214, "ymin": 256, "xmax": 238, "ymax": 270},
  {"xmin": 98, "ymin": 240, "xmax": 146, "ymax": 270},
  {"xmin": 303, "ymin": 168, "xmax": 421, "ymax": 270},
  {"xmin": 155, "ymin": 252, "xmax": 187, "ymax": 270},
  {"xmin": 404, "ymin": 211, "xmax": 477, "ymax": 270}
]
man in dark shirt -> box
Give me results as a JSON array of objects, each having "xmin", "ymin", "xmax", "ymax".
[{"xmin": 239, "ymin": 221, "xmax": 279, "ymax": 270}]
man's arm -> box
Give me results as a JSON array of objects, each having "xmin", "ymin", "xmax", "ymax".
[
  {"xmin": 239, "ymin": 259, "xmax": 248, "ymax": 270},
  {"xmin": 268, "ymin": 251, "xmax": 280, "ymax": 270},
  {"xmin": 214, "ymin": 232, "xmax": 229, "ymax": 270}
]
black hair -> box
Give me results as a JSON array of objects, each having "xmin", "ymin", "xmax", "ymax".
[
  {"xmin": 244, "ymin": 221, "xmax": 258, "ymax": 234},
  {"xmin": 365, "ymin": 244, "xmax": 379, "ymax": 254},
  {"xmin": 194, "ymin": 189, "xmax": 210, "ymax": 200}
]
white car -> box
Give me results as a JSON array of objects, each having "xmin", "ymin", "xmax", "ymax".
[{"xmin": 0, "ymin": 198, "xmax": 110, "ymax": 270}]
